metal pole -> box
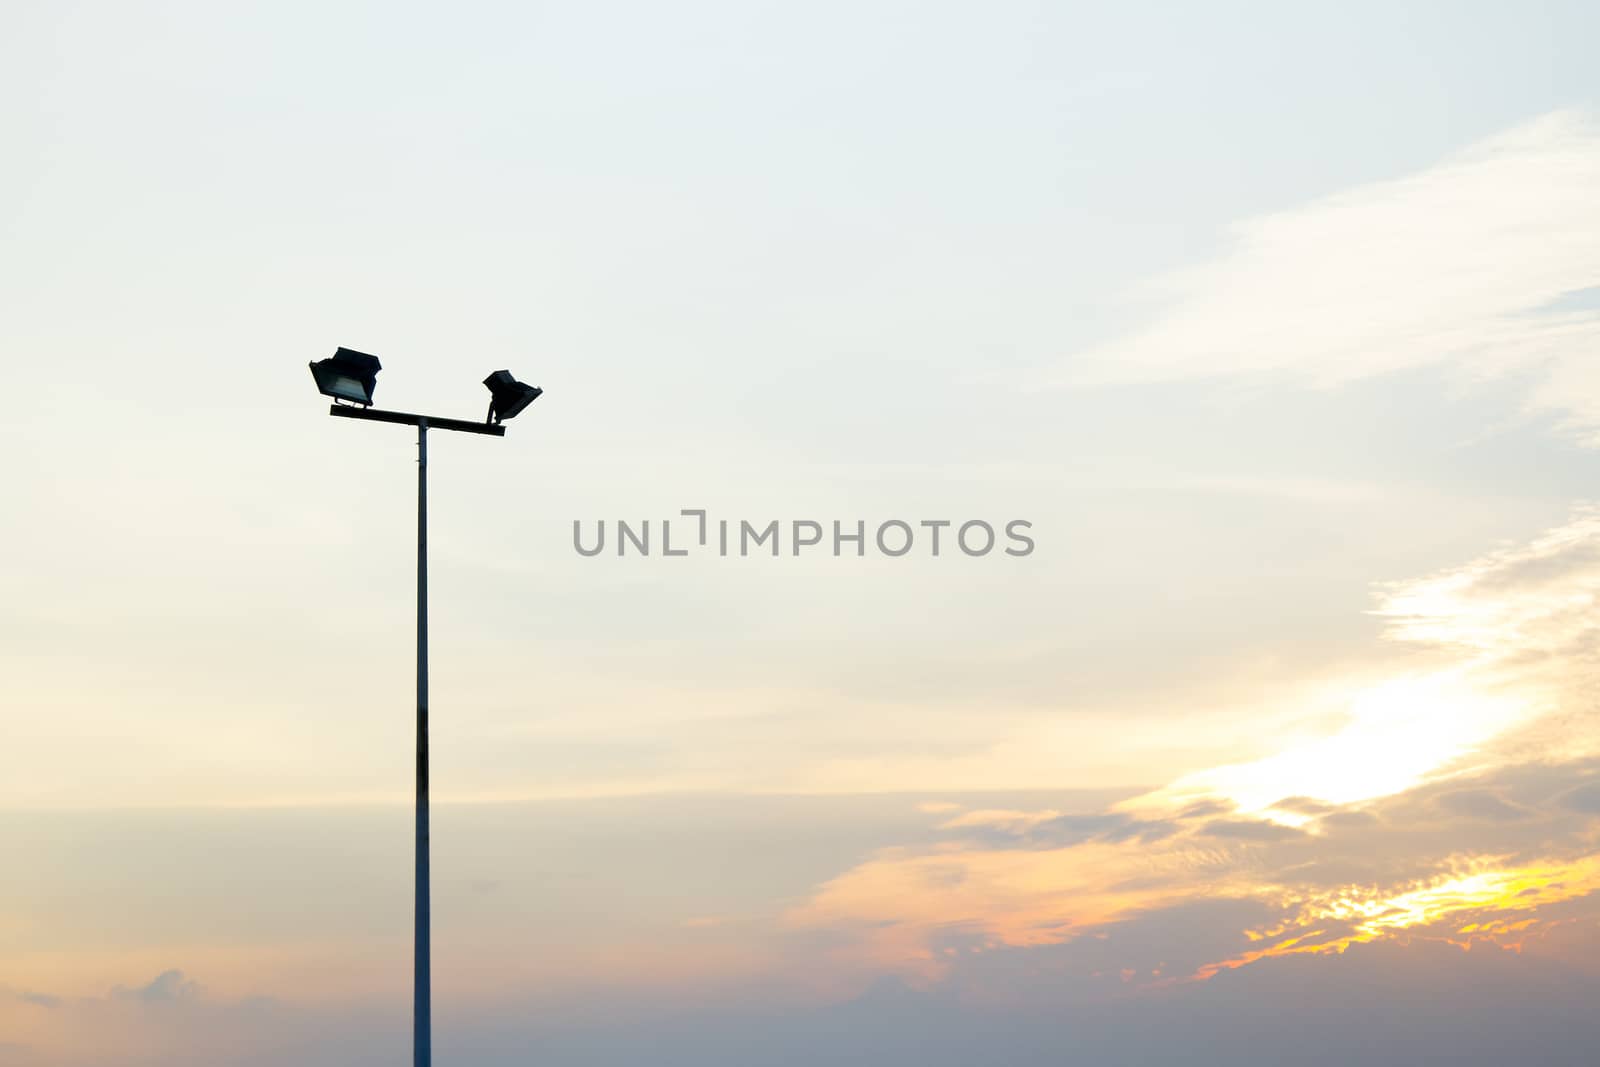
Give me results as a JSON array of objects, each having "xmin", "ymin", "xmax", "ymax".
[{"xmin": 415, "ymin": 419, "xmax": 431, "ymax": 1067}]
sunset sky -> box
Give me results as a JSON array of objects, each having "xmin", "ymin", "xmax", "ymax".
[{"xmin": 5, "ymin": 2, "xmax": 1600, "ymax": 1064}]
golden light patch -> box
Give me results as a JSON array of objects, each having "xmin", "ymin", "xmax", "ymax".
[
  {"xmin": 1124, "ymin": 673, "xmax": 1529, "ymax": 821},
  {"xmin": 1195, "ymin": 855, "xmax": 1600, "ymax": 979}
]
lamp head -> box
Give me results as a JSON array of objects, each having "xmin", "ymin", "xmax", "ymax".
[
  {"xmin": 310, "ymin": 348, "xmax": 382, "ymax": 407},
  {"xmin": 483, "ymin": 370, "xmax": 542, "ymax": 424}
]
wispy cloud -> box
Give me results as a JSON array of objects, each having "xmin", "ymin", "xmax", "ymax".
[
  {"xmin": 1131, "ymin": 508, "xmax": 1600, "ymax": 821},
  {"xmin": 1054, "ymin": 111, "xmax": 1600, "ymax": 441}
]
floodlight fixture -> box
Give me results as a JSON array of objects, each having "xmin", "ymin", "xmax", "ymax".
[
  {"xmin": 482, "ymin": 370, "xmax": 542, "ymax": 424},
  {"xmin": 310, "ymin": 347, "xmax": 382, "ymax": 407}
]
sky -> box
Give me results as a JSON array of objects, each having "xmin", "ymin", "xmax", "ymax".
[{"xmin": 4, "ymin": 1, "xmax": 1600, "ymax": 1063}]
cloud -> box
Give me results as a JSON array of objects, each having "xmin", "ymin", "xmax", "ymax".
[
  {"xmin": 1559, "ymin": 780, "xmax": 1600, "ymax": 813},
  {"xmin": 940, "ymin": 809, "xmax": 1183, "ymax": 849},
  {"xmin": 112, "ymin": 970, "xmax": 201, "ymax": 1003},
  {"xmin": 1271, "ymin": 796, "xmax": 1335, "ymax": 816},
  {"xmin": 1198, "ymin": 818, "xmax": 1304, "ymax": 842},
  {"xmin": 788, "ymin": 755, "xmax": 1600, "ymax": 991},
  {"xmin": 784, "ymin": 511, "xmax": 1600, "ymax": 991},
  {"xmin": 938, "ymin": 809, "xmax": 1062, "ymax": 832},
  {"xmin": 1054, "ymin": 111, "xmax": 1600, "ymax": 443},
  {"xmin": 1317, "ymin": 809, "xmax": 1381, "ymax": 831},
  {"xmin": 1432, "ymin": 788, "xmax": 1532, "ymax": 822},
  {"xmin": 916, "ymin": 801, "xmax": 963, "ymax": 814}
]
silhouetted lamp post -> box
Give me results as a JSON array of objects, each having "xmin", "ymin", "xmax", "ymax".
[{"xmin": 308, "ymin": 348, "xmax": 542, "ymax": 1067}]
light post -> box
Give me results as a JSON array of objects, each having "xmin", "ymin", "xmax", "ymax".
[{"xmin": 309, "ymin": 348, "xmax": 542, "ymax": 1067}]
